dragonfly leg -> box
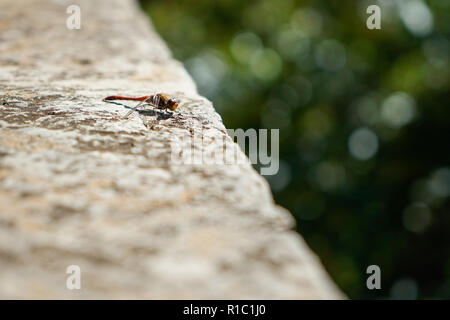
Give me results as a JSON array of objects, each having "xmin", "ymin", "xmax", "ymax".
[{"xmin": 123, "ymin": 99, "xmax": 146, "ymax": 118}]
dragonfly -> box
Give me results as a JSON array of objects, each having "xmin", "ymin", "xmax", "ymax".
[{"xmin": 103, "ymin": 93, "xmax": 179, "ymax": 118}]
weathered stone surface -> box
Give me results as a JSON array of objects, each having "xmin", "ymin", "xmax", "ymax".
[{"xmin": 0, "ymin": 0, "xmax": 343, "ymax": 299}]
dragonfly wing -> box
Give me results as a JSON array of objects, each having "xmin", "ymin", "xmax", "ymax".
[{"xmin": 152, "ymin": 94, "xmax": 161, "ymax": 108}]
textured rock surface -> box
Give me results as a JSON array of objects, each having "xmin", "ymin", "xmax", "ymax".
[{"xmin": 0, "ymin": 0, "xmax": 343, "ymax": 299}]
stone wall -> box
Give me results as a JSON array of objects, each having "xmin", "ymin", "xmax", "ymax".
[{"xmin": 0, "ymin": 0, "xmax": 343, "ymax": 299}]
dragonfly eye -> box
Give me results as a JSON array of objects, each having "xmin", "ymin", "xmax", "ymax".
[{"xmin": 168, "ymin": 99, "xmax": 179, "ymax": 110}]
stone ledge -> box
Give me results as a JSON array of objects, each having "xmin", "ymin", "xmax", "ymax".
[{"xmin": 0, "ymin": 0, "xmax": 343, "ymax": 299}]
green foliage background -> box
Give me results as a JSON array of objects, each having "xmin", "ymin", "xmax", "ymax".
[{"xmin": 140, "ymin": 0, "xmax": 450, "ymax": 299}]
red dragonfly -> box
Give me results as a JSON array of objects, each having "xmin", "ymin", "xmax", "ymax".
[{"xmin": 103, "ymin": 93, "xmax": 179, "ymax": 118}]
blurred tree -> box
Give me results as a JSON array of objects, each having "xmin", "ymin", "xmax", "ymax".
[{"xmin": 140, "ymin": 0, "xmax": 450, "ymax": 299}]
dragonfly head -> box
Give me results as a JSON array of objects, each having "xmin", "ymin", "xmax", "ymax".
[{"xmin": 167, "ymin": 98, "xmax": 179, "ymax": 111}]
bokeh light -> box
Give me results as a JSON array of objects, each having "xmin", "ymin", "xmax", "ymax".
[
  {"xmin": 231, "ymin": 32, "xmax": 262, "ymax": 65},
  {"xmin": 250, "ymin": 48, "xmax": 283, "ymax": 81},
  {"xmin": 266, "ymin": 160, "xmax": 292, "ymax": 193},
  {"xmin": 380, "ymin": 92, "xmax": 416, "ymax": 128},
  {"xmin": 185, "ymin": 50, "xmax": 228, "ymax": 96},
  {"xmin": 314, "ymin": 40, "xmax": 347, "ymax": 72},
  {"xmin": 398, "ymin": 0, "xmax": 434, "ymax": 37},
  {"xmin": 390, "ymin": 278, "xmax": 419, "ymax": 300},
  {"xmin": 428, "ymin": 167, "xmax": 450, "ymax": 198},
  {"xmin": 348, "ymin": 127, "xmax": 379, "ymax": 160},
  {"xmin": 312, "ymin": 161, "xmax": 346, "ymax": 192},
  {"xmin": 402, "ymin": 202, "xmax": 432, "ymax": 233},
  {"xmin": 291, "ymin": 7, "xmax": 323, "ymax": 37}
]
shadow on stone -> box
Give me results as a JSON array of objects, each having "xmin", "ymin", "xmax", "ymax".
[{"xmin": 103, "ymin": 100, "xmax": 173, "ymax": 120}]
